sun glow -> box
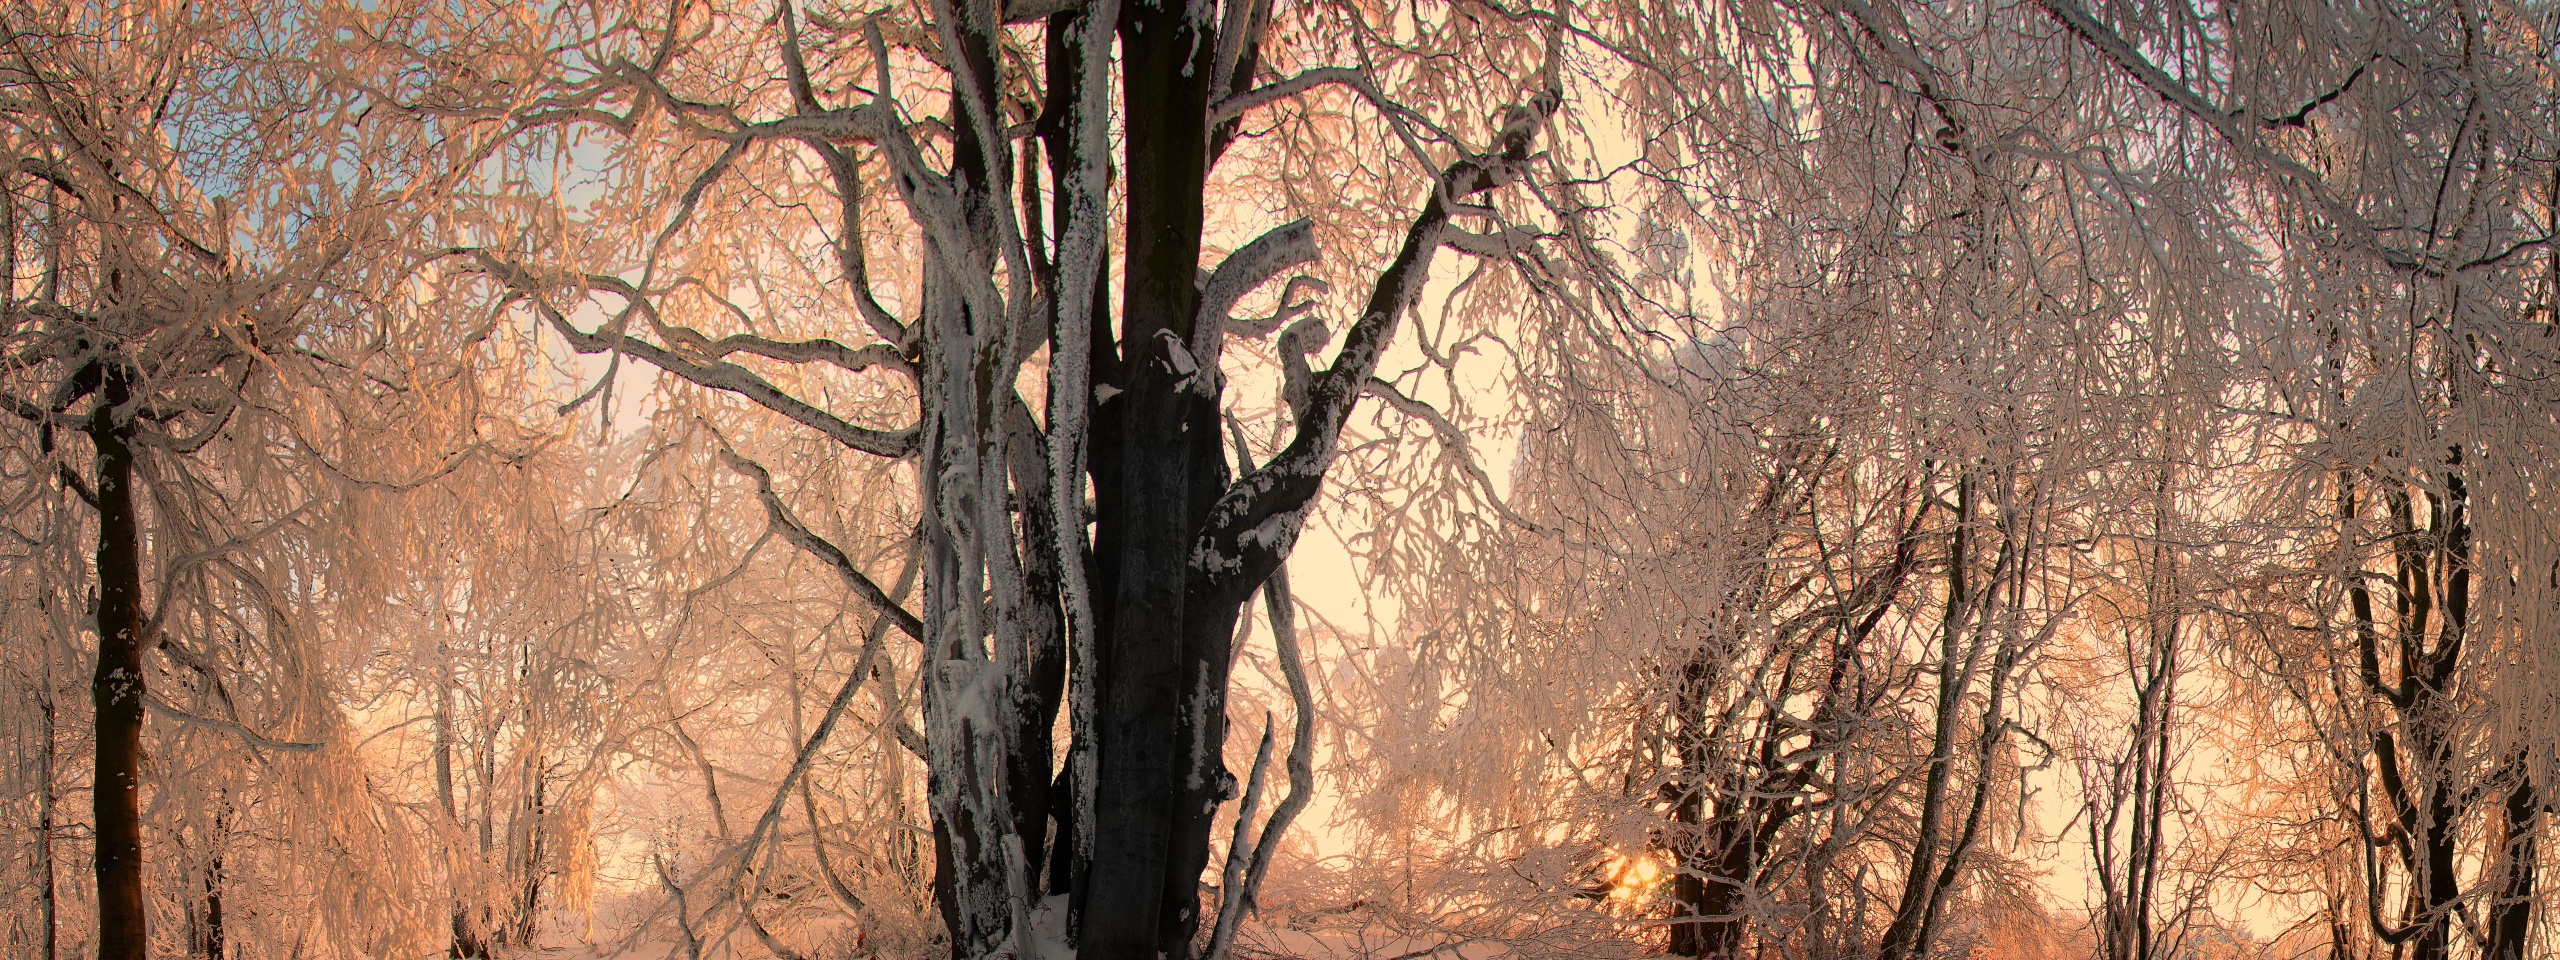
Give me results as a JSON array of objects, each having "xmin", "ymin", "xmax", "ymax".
[{"xmin": 1603, "ymin": 849, "xmax": 1667, "ymax": 903}]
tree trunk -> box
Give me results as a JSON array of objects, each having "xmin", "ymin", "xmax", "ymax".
[
  {"xmin": 198, "ymin": 844, "xmax": 225, "ymax": 960},
  {"xmin": 38, "ymin": 630, "xmax": 57, "ymax": 960},
  {"xmin": 2488, "ymin": 767, "xmax": 2536, "ymax": 960},
  {"xmin": 1079, "ymin": 0, "xmax": 1221, "ymax": 954},
  {"xmin": 1666, "ymin": 654, "xmax": 1737, "ymax": 958},
  {"xmin": 437, "ymin": 660, "xmax": 487, "ymax": 958},
  {"xmin": 1875, "ymin": 481, "xmax": 1975, "ymax": 960},
  {"xmin": 90, "ymin": 364, "xmax": 147, "ymax": 960},
  {"xmin": 512, "ymin": 766, "xmax": 547, "ymax": 945}
]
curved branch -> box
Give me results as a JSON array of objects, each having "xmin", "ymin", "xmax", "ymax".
[
  {"xmin": 1191, "ymin": 217, "xmax": 1319, "ymax": 385},
  {"xmin": 1361, "ymin": 377, "xmax": 1547, "ymax": 535},
  {"xmin": 458, "ymin": 251, "xmax": 920, "ymax": 458},
  {"xmin": 694, "ymin": 331, "xmax": 915, "ymax": 378},
  {"xmin": 1209, "ymin": 67, "xmax": 1367, "ymax": 126},
  {"xmin": 1190, "ymin": 87, "xmax": 1561, "ymax": 590}
]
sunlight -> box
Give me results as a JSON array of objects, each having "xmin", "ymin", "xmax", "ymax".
[{"xmin": 1603, "ymin": 849, "xmax": 1666, "ymax": 904}]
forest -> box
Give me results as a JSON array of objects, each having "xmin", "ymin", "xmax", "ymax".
[{"xmin": 2, "ymin": 0, "xmax": 2557, "ymax": 958}]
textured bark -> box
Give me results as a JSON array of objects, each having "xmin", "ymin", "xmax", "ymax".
[
  {"xmin": 1077, "ymin": 0, "xmax": 1220, "ymax": 953},
  {"xmin": 89, "ymin": 364, "xmax": 147, "ymax": 960},
  {"xmin": 509, "ymin": 768, "xmax": 547, "ymax": 945}
]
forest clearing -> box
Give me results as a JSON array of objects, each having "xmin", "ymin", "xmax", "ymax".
[{"xmin": 3, "ymin": 0, "xmax": 2557, "ymax": 958}]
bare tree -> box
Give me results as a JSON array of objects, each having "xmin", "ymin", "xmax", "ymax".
[
  {"xmin": 425, "ymin": 0, "xmax": 1583, "ymax": 952},
  {"xmin": 0, "ymin": 2, "xmax": 505, "ymax": 954}
]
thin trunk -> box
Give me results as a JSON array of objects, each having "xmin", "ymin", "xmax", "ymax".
[
  {"xmin": 5, "ymin": 188, "xmax": 41, "ymax": 960},
  {"xmin": 477, "ymin": 708, "xmax": 496, "ymax": 939},
  {"xmin": 199, "ymin": 828, "xmax": 225, "ymax": 960},
  {"xmin": 1875, "ymin": 478, "xmax": 1974, "ymax": 960},
  {"xmin": 90, "ymin": 365, "xmax": 147, "ymax": 960},
  {"xmin": 514, "ymin": 766, "xmax": 547, "ymax": 944},
  {"xmin": 38, "ymin": 636, "xmax": 57, "ymax": 960},
  {"xmin": 2487, "ymin": 767, "xmax": 2536, "ymax": 960},
  {"xmin": 437, "ymin": 659, "xmax": 486, "ymax": 958}
]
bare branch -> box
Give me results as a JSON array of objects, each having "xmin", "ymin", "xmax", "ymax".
[{"xmin": 715, "ymin": 445, "xmax": 926, "ymax": 640}]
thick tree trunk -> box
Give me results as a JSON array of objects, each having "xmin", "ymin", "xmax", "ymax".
[
  {"xmin": 1666, "ymin": 818, "xmax": 1748, "ymax": 958},
  {"xmin": 90, "ymin": 365, "xmax": 147, "ymax": 960},
  {"xmin": 1666, "ymin": 656, "xmax": 1734, "ymax": 958},
  {"xmin": 1080, "ymin": 0, "xmax": 1219, "ymax": 954}
]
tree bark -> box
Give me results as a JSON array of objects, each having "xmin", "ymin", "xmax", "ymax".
[
  {"xmin": 38, "ymin": 624, "xmax": 58, "ymax": 960},
  {"xmin": 197, "ymin": 825, "xmax": 226, "ymax": 960},
  {"xmin": 1079, "ymin": 0, "xmax": 1220, "ymax": 954},
  {"xmin": 89, "ymin": 363, "xmax": 147, "ymax": 960}
]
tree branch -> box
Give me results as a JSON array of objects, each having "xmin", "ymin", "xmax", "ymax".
[
  {"xmin": 716, "ymin": 445, "xmax": 926, "ymax": 640},
  {"xmin": 1190, "ymin": 86, "xmax": 1561, "ymax": 590}
]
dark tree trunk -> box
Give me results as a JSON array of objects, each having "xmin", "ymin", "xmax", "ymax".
[
  {"xmin": 89, "ymin": 364, "xmax": 147, "ymax": 960},
  {"xmin": 1079, "ymin": 0, "xmax": 1219, "ymax": 954},
  {"xmin": 2487, "ymin": 768, "xmax": 2536, "ymax": 960},
  {"xmin": 1875, "ymin": 481, "xmax": 1976, "ymax": 960},
  {"xmin": 3, "ymin": 175, "xmax": 52, "ymax": 960},
  {"xmin": 2413, "ymin": 777, "xmax": 2456, "ymax": 960},
  {"xmin": 1006, "ymin": 400, "xmax": 1070, "ymax": 900},
  {"xmin": 198, "ymin": 846, "xmax": 225, "ymax": 960},
  {"xmin": 1666, "ymin": 655, "xmax": 1737, "ymax": 959},
  {"xmin": 1665, "ymin": 814, "xmax": 1748, "ymax": 958},
  {"xmin": 38, "ymin": 641, "xmax": 58, "ymax": 960},
  {"xmin": 2348, "ymin": 472, "xmax": 2480, "ymax": 960}
]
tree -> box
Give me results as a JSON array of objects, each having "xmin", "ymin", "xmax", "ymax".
[
  {"xmin": 431, "ymin": 0, "xmax": 1579, "ymax": 953},
  {"xmin": 0, "ymin": 2, "xmax": 502, "ymax": 954},
  {"xmin": 2018, "ymin": 3, "xmax": 2560, "ymax": 957}
]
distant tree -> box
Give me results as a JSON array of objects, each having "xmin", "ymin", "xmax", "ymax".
[{"xmin": 2022, "ymin": 3, "xmax": 2560, "ymax": 958}]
